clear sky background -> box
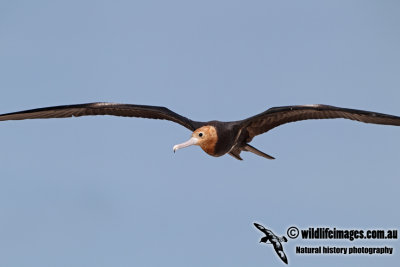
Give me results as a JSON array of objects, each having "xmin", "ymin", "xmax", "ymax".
[{"xmin": 0, "ymin": 1, "xmax": 399, "ymax": 266}]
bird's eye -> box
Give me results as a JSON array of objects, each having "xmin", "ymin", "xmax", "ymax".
[{"xmin": 198, "ymin": 132, "xmax": 203, "ymax": 137}]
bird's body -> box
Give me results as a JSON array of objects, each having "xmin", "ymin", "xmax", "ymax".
[{"xmin": 1, "ymin": 102, "xmax": 400, "ymax": 160}]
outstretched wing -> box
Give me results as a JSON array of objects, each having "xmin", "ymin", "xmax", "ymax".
[
  {"xmin": 0, "ymin": 102, "xmax": 204, "ymax": 131},
  {"xmin": 254, "ymin": 223, "xmax": 268, "ymax": 234},
  {"xmin": 240, "ymin": 104, "xmax": 400, "ymax": 142},
  {"xmin": 273, "ymin": 243, "xmax": 288, "ymax": 264}
]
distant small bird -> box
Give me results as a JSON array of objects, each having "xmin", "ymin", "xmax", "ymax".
[
  {"xmin": 1, "ymin": 102, "xmax": 400, "ymax": 160},
  {"xmin": 254, "ymin": 223, "xmax": 288, "ymax": 264}
]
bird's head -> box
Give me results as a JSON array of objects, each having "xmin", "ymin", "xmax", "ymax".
[
  {"xmin": 259, "ymin": 237, "xmax": 268, "ymax": 243},
  {"xmin": 173, "ymin": 126, "xmax": 218, "ymax": 156}
]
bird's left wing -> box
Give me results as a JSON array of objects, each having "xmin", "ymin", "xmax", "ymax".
[
  {"xmin": 240, "ymin": 104, "xmax": 400, "ymax": 142},
  {"xmin": 0, "ymin": 102, "xmax": 203, "ymax": 131}
]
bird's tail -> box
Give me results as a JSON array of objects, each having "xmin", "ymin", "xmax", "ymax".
[{"xmin": 243, "ymin": 144, "xmax": 275, "ymax": 160}]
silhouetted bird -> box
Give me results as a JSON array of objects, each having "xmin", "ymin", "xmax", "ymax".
[{"xmin": 254, "ymin": 222, "xmax": 288, "ymax": 264}]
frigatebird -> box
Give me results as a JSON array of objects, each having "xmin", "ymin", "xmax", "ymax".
[
  {"xmin": 254, "ymin": 223, "xmax": 288, "ymax": 264},
  {"xmin": 1, "ymin": 102, "xmax": 400, "ymax": 160}
]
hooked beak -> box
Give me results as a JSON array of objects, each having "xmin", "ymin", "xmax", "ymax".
[{"xmin": 173, "ymin": 137, "xmax": 198, "ymax": 153}]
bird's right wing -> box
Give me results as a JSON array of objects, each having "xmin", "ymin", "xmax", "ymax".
[
  {"xmin": 273, "ymin": 245, "xmax": 288, "ymax": 265},
  {"xmin": 0, "ymin": 102, "xmax": 204, "ymax": 131}
]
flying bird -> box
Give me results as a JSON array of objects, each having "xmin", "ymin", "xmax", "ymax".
[
  {"xmin": 1, "ymin": 102, "xmax": 400, "ymax": 160},
  {"xmin": 254, "ymin": 223, "xmax": 288, "ymax": 264}
]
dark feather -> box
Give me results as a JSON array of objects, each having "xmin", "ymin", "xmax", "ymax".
[
  {"xmin": 274, "ymin": 248, "xmax": 288, "ymax": 264},
  {"xmin": 254, "ymin": 223, "xmax": 268, "ymax": 234},
  {"xmin": 0, "ymin": 102, "xmax": 203, "ymax": 131},
  {"xmin": 240, "ymin": 104, "xmax": 400, "ymax": 142}
]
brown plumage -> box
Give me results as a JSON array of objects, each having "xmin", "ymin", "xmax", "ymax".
[{"xmin": 1, "ymin": 102, "xmax": 400, "ymax": 160}]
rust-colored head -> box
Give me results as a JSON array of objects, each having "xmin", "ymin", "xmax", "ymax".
[{"xmin": 173, "ymin": 126, "xmax": 218, "ymax": 156}]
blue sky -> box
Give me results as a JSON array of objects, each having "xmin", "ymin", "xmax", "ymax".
[{"xmin": 0, "ymin": 1, "xmax": 399, "ymax": 266}]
